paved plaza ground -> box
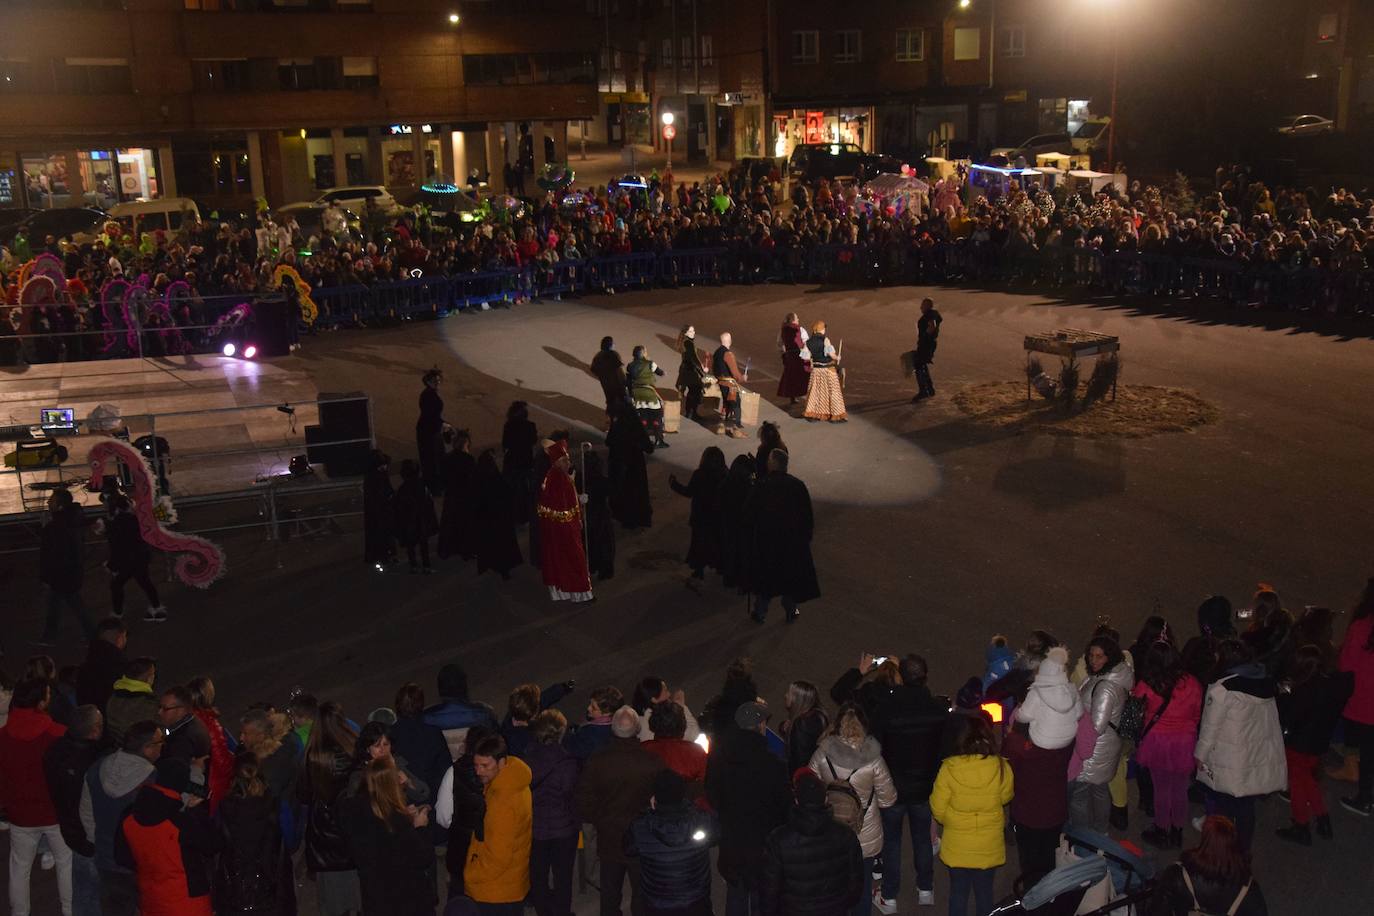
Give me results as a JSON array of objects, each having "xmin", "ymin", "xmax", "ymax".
[{"xmin": 5, "ymin": 281, "xmax": 1374, "ymax": 911}]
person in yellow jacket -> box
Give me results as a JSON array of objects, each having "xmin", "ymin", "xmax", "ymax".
[
  {"xmin": 930, "ymin": 716, "xmax": 1014, "ymax": 916},
  {"xmin": 465, "ymin": 734, "xmax": 534, "ymax": 915}
]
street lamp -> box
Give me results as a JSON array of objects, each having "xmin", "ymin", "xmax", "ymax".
[
  {"xmin": 661, "ymin": 111, "xmax": 676, "ymax": 171},
  {"xmin": 448, "ymin": 11, "xmax": 461, "ymax": 24}
]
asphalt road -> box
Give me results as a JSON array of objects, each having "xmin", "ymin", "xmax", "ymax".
[{"xmin": 5, "ymin": 282, "xmax": 1373, "ymax": 912}]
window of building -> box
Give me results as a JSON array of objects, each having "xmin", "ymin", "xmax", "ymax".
[
  {"xmin": 56, "ymin": 58, "xmax": 133, "ymax": 94},
  {"xmin": 342, "ymin": 57, "xmax": 379, "ymax": 89},
  {"xmin": 953, "ymin": 27, "xmax": 981, "ymax": 61},
  {"xmin": 172, "ymin": 136, "xmax": 250, "ymax": 197},
  {"xmin": 1316, "ymin": 12, "xmax": 1338, "ymax": 42},
  {"xmin": 792, "ymin": 30, "xmax": 819, "ymax": 64},
  {"xmin": 895, "ymin": 29, "xmax": 924, "ymax": 62},
  {"xmin": 662, "ymin": 39, "xmax": 673, "ymax": 68},
  {"xmin": 700, "ymin": 35, "xmax": 714, "ymax": 67},
  {"xmin": 463, "ymin": 53, "xmax": 593, "ymax": 87},
  {"xmin": 191, "ymin": 59, "xmax": 249, "ymax": 91},
  {"xmin": 1000, "ymin": 25, "xmax": 1026, "ymax": 57},
  {"xmin": 278, "ymin": 57, "xmax": 340, "ymax": 91},
  {"xmin": 681, "ymin": 36, "xmax": 693, "ymax": 67},
  {"xmin": 834, "ymin": 30, "xmax": 861, "ymax": 64}
]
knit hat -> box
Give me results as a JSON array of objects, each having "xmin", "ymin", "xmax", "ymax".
[{"xmin": 1037, "ymin": 646, "xmax": 1070, "ymax": 680}]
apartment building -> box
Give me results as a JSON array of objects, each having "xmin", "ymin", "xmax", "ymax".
[{"xmin": 0, "ymin": 0, "xmax": 600, "ymax": 210}]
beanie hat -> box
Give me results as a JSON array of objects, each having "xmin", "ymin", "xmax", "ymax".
[{"xmin": 1038, "ymin": 646, "xmax": 1070, "ymax": 679}]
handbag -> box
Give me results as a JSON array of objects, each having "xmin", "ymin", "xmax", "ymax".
[{"xmin": 1117, "ymin": 681, "xmax": 1175, "ymax": 744}]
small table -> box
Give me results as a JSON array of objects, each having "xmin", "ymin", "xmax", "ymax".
[{"xmin": 1023, "ymin": 328, "xmax": 1120, "ymax": 401}]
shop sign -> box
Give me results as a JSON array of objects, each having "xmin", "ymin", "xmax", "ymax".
[
  {"xmin": 805, "ymin": 111, "xmax": 825, "ymax": 144},
  {"xmin": 716, "ymin": 92, "xmax": 753, "ymax": 106},
  {"xmin": 622, "ymin": 91, "xmax": 649, "ymax": 104},
  {"xmin": 388, "ymin": 124, "xmax": 434, "ymax": 135}
]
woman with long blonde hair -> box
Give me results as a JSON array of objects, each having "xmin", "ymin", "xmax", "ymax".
[
  {"xmin": 349, "ymin": 757, "xmax": 436, "ymax": 916},
  {"xmin": 801, "ymin": 319, "xmax": 846, "ymax": 422}
]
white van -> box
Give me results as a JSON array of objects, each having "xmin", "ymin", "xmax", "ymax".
[{"xmin": 107, "ymin": 197, "xmax": 202, "ymax": 237}]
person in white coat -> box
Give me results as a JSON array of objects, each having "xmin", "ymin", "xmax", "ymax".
[
  {"xmin": 1068, "ymin": 636, "xmax": 1133, "ymax": 833},
  {"xmin": 1013, "ymin": 646, "xmax": 1082, "ymax": 750},
  {"xmin": 1195, "ymin": 639, "xmax": 1286, "ymax": 850}
]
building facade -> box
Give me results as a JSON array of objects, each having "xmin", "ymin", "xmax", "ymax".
[{"xmin": 0, "ymin": 0, "xmax": 600, "ymax": 211}]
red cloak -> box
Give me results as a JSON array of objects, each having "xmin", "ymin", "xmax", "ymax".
[
  {"xmin": 777, "ymin": 322, "xmax": 810, "ymax": 399},
  {"xmin": 537, "ymin": 459, "xmax": 593, "ymax": 601}
]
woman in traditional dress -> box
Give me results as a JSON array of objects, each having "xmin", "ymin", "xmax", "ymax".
[
  {"xmin": 776, "ymin": 312, "xmax": 811, "ymax": 406},
  {"xmin": 627, "ymin": 344, "xmax": 669, "ymax": 449},
  {"xmin": 802, "ymin": 321, "xmax": 847, "ymax": 422}
]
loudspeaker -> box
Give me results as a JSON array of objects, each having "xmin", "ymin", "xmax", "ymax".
[
  {"xmin": 250, "ymin": 298, "xmax": 291, "ymax": 357},
  {"xmin": 305, "ymin": 424, "xmax": 370, "ymax": 477},
  {"xmin": 317, "ymin": 392, "xmax": 370, "ymax": 437}
]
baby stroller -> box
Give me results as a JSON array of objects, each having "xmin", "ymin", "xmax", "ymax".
[{"xmin": 988, "ymin": 826, "xmax": 1156, "ymax": 916}]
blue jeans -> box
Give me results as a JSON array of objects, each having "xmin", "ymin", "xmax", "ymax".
[
  {"xmin": 72, "ymin": 853, "xmax": 100, "ymax": 916},
  {"xmin": 725, "ymin": 876, "xmax": 759, "ymax": 916},
  {"xmin": 946, "ymin": 866, "xmax": 994, "ymax": 916},
  {"xmin": 880, "ymin": 801, "xmax": 934, "ymax": 897},
  {"xmin": 853, "ymin": 856, "xmax": 874, "ymax": 916}
]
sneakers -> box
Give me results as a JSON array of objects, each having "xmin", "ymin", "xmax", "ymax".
[
  {"xmin": 872, "ymin": 892, "xmax": 898, "ymax": 915},
  {"xmin": 918, "ymin": 890, "xmax": 935, "ymax": 907},
  {"xmin": 1315, "ymin": 814, "xmax": 1334, "ymax": 838},
  {"xmin": 40, "ymin": 851, "xmax": 55, "ymax": 870},
  {"xmin": 144, "ymin": 607, "xmax": 168, "ymax": 623},
  {"xmin": 1339, "ymin": 796, "xmax": 1373, "ymax": 817},
  {"xmin": 1275, "ymin": 822, "xmax": 1312, "ymax": 846}
]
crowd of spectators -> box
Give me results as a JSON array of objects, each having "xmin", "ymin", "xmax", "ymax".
[
  {"xmin": 3, "ymin": 578, "xmax": 1372, "ymax": 916},
  {"xmin": 3, "ymin": 161, "xmax": 1373, "ymax": 364}
]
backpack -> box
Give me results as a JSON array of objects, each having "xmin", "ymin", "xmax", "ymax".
[
  {"xmin": 823, "ymin": 758, "xmax": 874, "ymax": 836},
  {"xmin": 1180, "ymin": 867, "xmax": 1251, "ymax": 916}
]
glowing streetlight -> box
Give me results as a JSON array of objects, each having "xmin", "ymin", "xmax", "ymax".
[
  {"xmin": 661, "ymin": 111, "xmax": 675, "ymax": 126},
  {"xmin": 448, "ymin": 11, "xmax": 461, "ymax": 24},
  {"xmin": 959, "ymin": 0, "xmax": 971, "ymax": 8}
]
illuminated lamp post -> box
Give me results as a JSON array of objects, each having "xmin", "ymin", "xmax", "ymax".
[{"xmin": 662, "ymin": 111, "xmax": 676, "ymax": 172}]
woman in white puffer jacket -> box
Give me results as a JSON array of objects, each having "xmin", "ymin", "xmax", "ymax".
[
  {"xmin": 1014, "ymin": 646, "xmax": 1083, "ymax": 749},
  {"xmin": 1068, "ymin": 636, "xmax": 1133, "ymax": 832}
]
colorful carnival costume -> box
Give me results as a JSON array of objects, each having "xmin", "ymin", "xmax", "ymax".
[
  {"xmin": 536, "ymin": 441, "xmax": 593, "ymax": 603},
  {"xmin": 802, "ymin": 334, "xmax": 846, "ymax": 422}
]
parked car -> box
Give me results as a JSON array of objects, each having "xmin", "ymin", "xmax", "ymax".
[
  {"xmin": 275, "ymin": 203, "xmax": 364, "ymax": 245},
  {"xmin": 107, "ymin": 198, "xmax": 201, "ymax": 238},
  {"xmin": 0, "ymin": 207, "xmax": 107, "ymax": 245},
  {"xmin": 612, "ymin": 173, "xmax": 649, "ymax": 191},
  {"xmin": 0, "ymin": 208, "xmax": 40, "ymax": 231},
  {"xmin": 1071, "ymin": 119, "xmax": 1111, "ymax": 153},
  {"xmin": 1275, "ymin": 114, "xmax": 1335, "ymax": 137},
  {"xmin": 1001, "ymin": 133, "xmax": 1074, "ymax": 163},
  {"xmin": 312, "ymin": 185, "xmax": 400, "ymax": 215},
  {"xmin": 787, "ymin": 143, "xmax": 901, "ymax": 181}
]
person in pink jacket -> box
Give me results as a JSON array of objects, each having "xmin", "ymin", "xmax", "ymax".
[
  {"xmin": 1337, "ymin": 578, "xmax": 1374, "ymax": 817},
  {"xmin": 1131, "ymin": 642, "xmax": 1204, "ymax": 848}
]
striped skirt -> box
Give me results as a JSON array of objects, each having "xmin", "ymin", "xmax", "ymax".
[{"xmin": 803, "ymin": 366, "xmax": 847, "ymax": 421}]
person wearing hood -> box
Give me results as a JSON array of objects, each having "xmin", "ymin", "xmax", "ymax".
[
  {"xmin": 43, "ymin": 704, "xmax": 104, "ymax": 916},
  {"xmin": 105, "ymin": 657, "xmax": 158, "ymax": 751},
  {"xmin": 81, "ymin": 720, "xmax": 163, "ymax": 916},
  {"xmin": 1067, "ymin": 635, "xmax": 1133, "ymax": 833},
  {"xmin": 424, "ymin": 663, "xmax": 499, "ymax": 761},
  {"xmin": 0, "ymin": 678, "xmax": 72, "ymax": 916},
  {"xmin": 1132, "ymin": 642, "xmax": 1204, "ymax": 850},
  {"xmin": 807, "ymin": 703, "xmax": 897, "ymax": 916},
  {"xmin": 115, "ymin": 757, "xmax": 221, "ymax": 916},
  {"xmin": 761, "ymin": 770, "xmax": 862, "ymax": 916},
  {"xmin": 625, "ymin": 770, "xmax": 718, "ymax": 916},
  {"xmin": 1194, "ymin": 640, "xmax": 1286, "ymax": 850},
  {"xmin": 930, "ymin": 715, "xmax": 1013, "ymax": 916},
  {"xmin": 708, "ymin": 702, "xmax": 792, "ymax": 916},
  {"xmin": 1012, "ymin": 646, "xmax": 1082, "ymax": 750},
  {"xmin": 465, "ymin": 734, "xmax": 534, "ymax": 915}
]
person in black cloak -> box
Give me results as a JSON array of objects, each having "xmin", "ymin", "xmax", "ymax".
[
  {"xmin": 416, "ymin": 368, "xmax": 447, "ymax": 496},
  {"xmin": 528, "ymin": 429, "xmax": 571, "ymax": 569},
  {"xmin": 745, "ymin": 449, "xmax": 819, "ymax": 624},
  {"xmin": 582, "ymin": 450, "xmax": 616, "ymax": 581},
  {"xmin": 668, "ymin": 446, "xmax": 727, "ymax": 579},
  {"xmin": 363, "ymin": 449, "xmax": 396, "ymax": 570},
  {"xmin": 393, "ymin": 458, "xmax": 438, "ymax": 573},
  {"xmin": 473, "ymin": 449, "xmax": 523, "ymax": 580},
  {"xmin": 501, "ymin": 400, "xmax": 539, "ymax": 524},
  {"xmin": 437, "ymin": 428, "xmax": 478, "ymax": 561},
  {"xmin": 717, "ymin": 453, "xmax": 755, "ymax": 592},
  {"xmin": 606, "ymin": 404, "xmax": 654, "ymax": 530}
]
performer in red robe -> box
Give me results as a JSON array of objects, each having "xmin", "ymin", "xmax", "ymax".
[
  {"xmin": 776, "ymin": 313, "xmax": 811, "ymax": 404},
  {"xmin": 536, "ymin": 440, "xmax": 594, "ymax": 602}
]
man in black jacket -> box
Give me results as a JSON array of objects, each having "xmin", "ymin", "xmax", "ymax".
[
  {"xmin": 75, "ymin": 617, "xmax": 128, "ymax": 712},
  {"xmin": 44, "ymin": 704, "xmax": 104, "ymax": 916},
  {"xmin": 745, "ymin": 451, "xmax": 819, "ymax": 625},
  {"xmin": 705, "ymin": 702, "xmax": 791, "ymax": 916},
  {"xmin": 761, "ymin": 771, "xmax": 862, "ymax": 916},
  {"xmin": 911, "ymin": 298, "xmax": 941, "ymax": 403},
  {"xmin": 869, "ymin": 655, "xmax": 947, "ymax": 910},
  {"xmin": 38, "ymin": 489, "xmax": 94, "ymax": 646},
  {"xmin": 625, "ymin": 771, "xmax": 718, "ymax": 916}
]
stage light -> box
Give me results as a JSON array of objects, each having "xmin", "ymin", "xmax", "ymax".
[
  {"xmin": 222, "ymin": 343, "xmax": 236, "ymax": 357},
  {"xmin": 243, "ymin": 345, "xmax": 258, "ymax": 359}
]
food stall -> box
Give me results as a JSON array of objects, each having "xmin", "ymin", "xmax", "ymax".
[
  {"xmin": 1066, "ymin": 169, "xmax": 1128, "ymax": 197},
  {"xmin": 965, "ymin": 163, "xmax": 1049, "ymax": 206},
  {"xmin": 862, "ymin": 173, "xmax": 930, "ymax": 219}
]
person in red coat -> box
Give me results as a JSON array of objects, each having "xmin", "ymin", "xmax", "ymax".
[
  {"xmin": 536, "ymin": 440, "xmax": 593, "ymax": 603},
  {"xmin": 775, "ymin": 314, "xmax": 811, "ymax": 405},
  {"xmin": 641, "ymin": 701, "xmax": 709, "ymax": 809},
  {"xmin": 115, "ymin": 758, "xmax": 221, "ymax": 916},
  {"xmin": 0, "ymin": 678, "xmax": 72, "ymax": 916}
]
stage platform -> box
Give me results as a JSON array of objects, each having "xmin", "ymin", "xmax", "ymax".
[{"xmin": 1, "ymin": 355, "xmax": 321, "ymax": 518}]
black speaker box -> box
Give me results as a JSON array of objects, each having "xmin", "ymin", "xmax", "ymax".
[
  {"xmin": 317, "ymin": 392, "xmax": 371, "ymax": 438},
  {"xmin": 304, "ymin": 424, "xmax": 370, "ymax": 477},
  {"xmin": 250, "ymin": 298, "xmax": 291, "ymax": 357}
]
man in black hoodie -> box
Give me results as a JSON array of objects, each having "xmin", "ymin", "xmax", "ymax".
[
  {"xmin": 625, "ymin": 771, "xmax": 718, "ymax": 916},
  {"xmin": 705, "ymin": 702, "xmax": 791, "ymax": 916},
  {"xmin": 869, "ymin": 655, "xmax": 948, "ymax": 910},
  {"xmin": 38, "ymin": 489, "xmax": 93, "ymax": 646},
  {"xmin": 43, "ymin": 704, "xmax": 104, "ymax": 916},
  {"xmin": 761, "ymin": 771, "xmax": 862, "ymax": 916},
  {"xmin": 75, "ymin": 617, "xmax": 128, "ymax": 712}
]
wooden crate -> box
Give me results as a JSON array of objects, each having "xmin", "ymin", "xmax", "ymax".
[
  {"xmin": 661, "ymin": 389, "xmax": 681, "ymax": 433},
  {"xmin": 739, "ymin": 390, "xmax": 760, "ymax": 427}
]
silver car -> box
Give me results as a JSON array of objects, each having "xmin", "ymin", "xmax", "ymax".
[{"xmin": 1276, "ymin": 114, "xmax": 1335, "ymax": 137}]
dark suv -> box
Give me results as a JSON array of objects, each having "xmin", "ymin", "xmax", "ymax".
[{"xmin": 787, "ymin": 143, "xmax": 901, "ymax": 181}]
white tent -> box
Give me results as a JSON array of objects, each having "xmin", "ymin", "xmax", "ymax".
[{"xmin": 1068, "ymin": 169, "xmax": 1128, "ymax": 195}]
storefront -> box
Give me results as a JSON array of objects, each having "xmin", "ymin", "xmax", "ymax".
[
  {"xmin": 772, "ymin": 107, "xmax": 874, "ymax": 160},
  {"xmin": 714, "ymin": 93, "xmax": 764, "ymax": 161},
  {"xmin": 603, "ymin": 92, "xmax": 651, "ymax": 146},
  {"xmin": 16, "ymin": 147, "xmax": 163, "ymax": 209},
  {"xmin": 379, "ymin": 124, "xmax": 441, "ymax": 187}
]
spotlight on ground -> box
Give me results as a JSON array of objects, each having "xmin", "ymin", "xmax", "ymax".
[
  {"xmin": 222, "ymin": 343, "xmax": 236, "ymax": 357},
  {"xmin": 243, "ymin": 345, "xmax": 258, "ymax": 359}
]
